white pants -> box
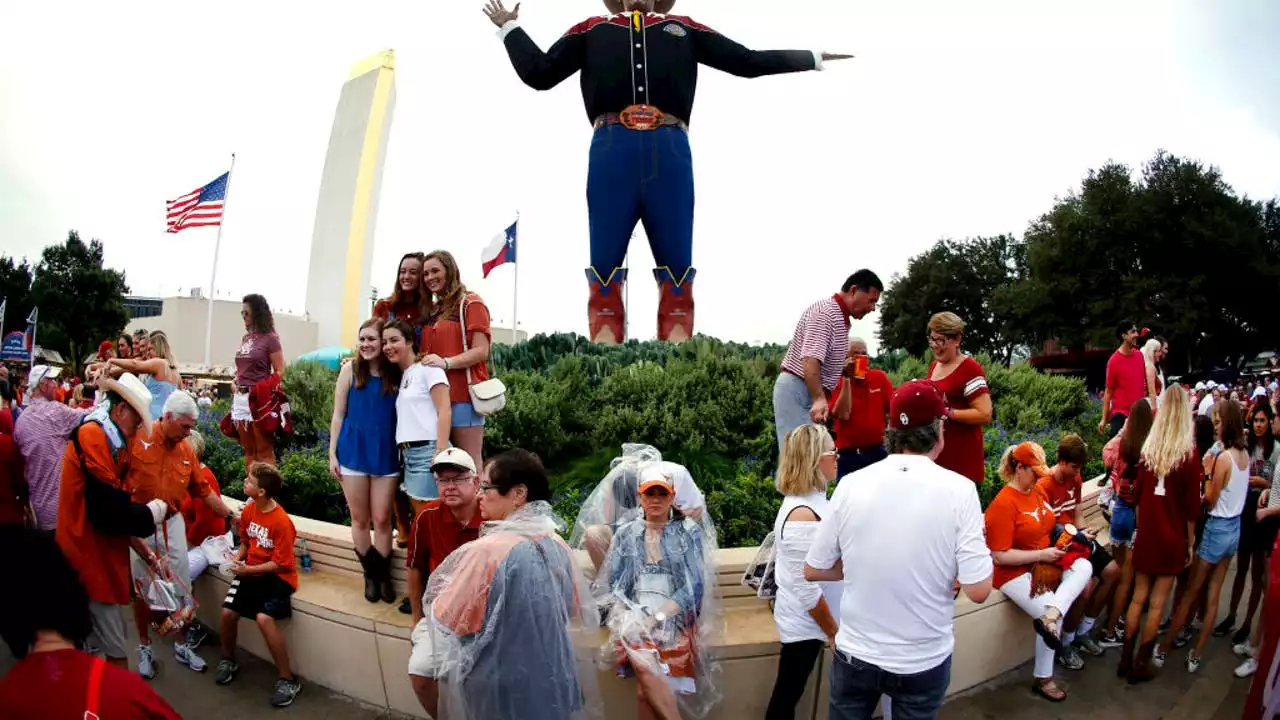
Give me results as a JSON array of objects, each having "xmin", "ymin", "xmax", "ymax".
[
  {"xmin": 1000, "ymin": 558, "xmax": 1092, "ymax": 678},
  {"xmin": 188, "ymin": 545, "xmax": 211, "ymax": 579}
]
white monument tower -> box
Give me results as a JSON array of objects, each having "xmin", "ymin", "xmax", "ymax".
[{"xmin": 305, "ymin": 49, "xmax": 397, "ymax": 349}]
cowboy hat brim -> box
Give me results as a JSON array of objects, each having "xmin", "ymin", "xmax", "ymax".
[
  {"xmin": 605, "ymin": 0, "xmax": 676, "ymax": 14},
  {"xmin": 98, "ymin": 374, "xmax": 154, "ymax": 439}
]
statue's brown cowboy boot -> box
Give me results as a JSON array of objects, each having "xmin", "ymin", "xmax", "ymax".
[
  {"xmin": 655, "ymin": 268, "xmax": 695, "ymax": 343},
  {"xmin": 586, "ymin": 269, "xmax": 626, "ymax": 345}
]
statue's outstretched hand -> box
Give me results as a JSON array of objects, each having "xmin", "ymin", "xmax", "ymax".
[
  {"xmin": 483, "ymin": 0, "xmax": 521, "ymax": 28},
  {"xmin": 821, "ymin": 52, "xmax": 854, "ymax": 62}
]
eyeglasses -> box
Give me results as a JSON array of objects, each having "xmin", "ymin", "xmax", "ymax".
[
  {"xmin": 821, "ymin": 450, "xmax": 838, "ymax": 458},
  {"xmin": 642, "ymin": 489, "xmax": 671, "ymax": 498},
  {"xmin": 436, "ymin": 475, "xmax": 474, "ymax": 486},
  {"xmin": 477, "ymin": 483, "xmax": 498, "ymax": 493},
  {"xmin": 926, "ymin": 334, "xmax": 951, "ymax": 346}
]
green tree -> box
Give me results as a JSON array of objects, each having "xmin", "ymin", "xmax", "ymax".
[
  {"xmin": 1002, "ymin": 151, "xmax": 1280, "ymax": 373},
  {"xmin": 28, "ymin": 231, "xmax": 131, "ymax": 366},
  {"xmin": 877, "ymin": 235, "xmax": 1025, "ymax": 363},
  {"xmin": 0, "ymin": 255, "xmax": 34, "ymax": 336}
]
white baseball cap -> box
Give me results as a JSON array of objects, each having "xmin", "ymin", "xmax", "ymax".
[
  {"xmin": 28, "ymin": 365, "xmax": 61, "ymax": 387},
  {"xmin": 431, "ymin": 447, "xmax": 476, "ymax": 474},
  {"xmin": 1195, "ymin": 381, "xmax": 1206, "ymax": 390}
]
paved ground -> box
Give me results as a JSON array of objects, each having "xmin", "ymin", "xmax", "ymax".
[{"xmin": 940, "ymin": 628, "xmax": 1251, "ymax": 720}]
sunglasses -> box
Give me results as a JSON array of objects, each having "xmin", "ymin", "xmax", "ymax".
[{"xmin": 642, "ymin": 488, "xmax": 671, "ymax": 498}]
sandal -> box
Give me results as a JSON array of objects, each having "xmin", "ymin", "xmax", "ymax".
[
  {"xmin": 1034, "ymin": 610, "xmax": 1066, "ymax": 653},
  {"xmin": 1033, "ymin": 678, "xmax": 1067, "ymax": 702}
]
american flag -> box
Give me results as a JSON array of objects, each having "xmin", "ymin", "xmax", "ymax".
[{"xmin": 166, "ymin": 172, "xmax": 228, "ymax": 233}]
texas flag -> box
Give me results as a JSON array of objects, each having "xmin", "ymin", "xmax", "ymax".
[{"xmin": 481, "ymin": 220, "xmax": 518, "ymax": 278}]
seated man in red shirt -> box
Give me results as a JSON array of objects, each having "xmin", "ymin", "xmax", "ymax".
[
  {"xmin": 404, "ymin": 448, "xmax": 483, "ymax": 712},
  {"xmin": 0, "ymin": 526, "xmax": 181, "ymax": 720},
  {"xmin": 830, "ymin": 337, "xmax": 894, "ymax": 480},
  {"xmin": 1035, "ymin": 434, "xmax": 1121, "ymax": 668}
]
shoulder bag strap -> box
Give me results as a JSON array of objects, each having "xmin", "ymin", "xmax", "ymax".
[
  {"xmin": 459, "ymin": 294, "xmax": 473, "ymax": 386},
  {"xmin": 85, "ymin": 655, "xmax": 106, "ymax": 719}
]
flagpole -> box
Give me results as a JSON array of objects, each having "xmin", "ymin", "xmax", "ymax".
[
  {"xmin": 203, "ymin": 153, "xmax": 236, "ymax": 367},
  {"xmin": 27, "ymin": 307, "xmax": 37, "ymax": 364},
  {"xmin": 512, "ymin": 212, "xmax": 519, "ymax": 344}
]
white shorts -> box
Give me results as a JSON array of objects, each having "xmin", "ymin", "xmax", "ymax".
[
  {"xmin": 231, "ymin": 392, "xmax": 252, "ymax": 422},
  {"xmin": 407, "ymin": 616, "xmax": 448, "ymax": 679}
]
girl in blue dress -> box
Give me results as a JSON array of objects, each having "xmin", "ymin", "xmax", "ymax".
[{"xmin": 329, "ymin": 317, "xmax": 402, "ymax": 603}]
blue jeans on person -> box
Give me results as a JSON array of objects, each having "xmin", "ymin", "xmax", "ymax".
[
  {"xmin": 837, "ymin": 445, "xmax": 888, "ymax": 482},
  {"xmin": 451, "ymin": 401, "xmax": 486, "ymax": 428},
  {"xmin": 1110, "ymin": 496, "xmax": 1136, "ymax": 547},
  {"xmin": 400, "ymin": 441, "xmax": 439, "ymax": 502},
  {"xmin": 830, "ymin": 650, "xmax": 951, "ymax": 720},
  {"xmin": 1198, "ymin": 514, "xmax": 1241, "ymax": 564},
  {"xmin": 585, "ymin": 124, "xmax": 694, "ymax": 285},
  {"xmin": 774, "ymin": 373, "xmax": 815, "ymax": 455}
]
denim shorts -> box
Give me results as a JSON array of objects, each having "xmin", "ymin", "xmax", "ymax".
[
  {"xmin": 401, "ymin": 441, "xmax": 439, "ymax": 501},
  {"xmin": 1110, "ymin": 497, "xmax": 1136, "ymax": 547},
  {"xmin": 451, "ymin": 401, "xmax": 486, "ymax": 428},
  {"xmin": 1199, "ymin": 515, "xmax": 1241, "ymax": 564}
]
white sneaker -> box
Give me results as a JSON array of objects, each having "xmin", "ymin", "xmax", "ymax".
[
  {"xmin": 174, "ymin": 642, "xmax": 207, "ymax": 672},
  {"xmin": 1236, "ymin": 658, "xmax": 1259, "ymax": 678},
  {"xmin": 1234, "ymin": 641, "xmax": 1255, "ymax": 658},
  {"xmin": 137, "ymin": 644, "xmax": 157, "ymax": 679}
]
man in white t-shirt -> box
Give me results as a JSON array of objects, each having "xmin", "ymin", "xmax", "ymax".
[{"xmin": 805, "ymin": 380, "xmax": 993, "ymax": 719}]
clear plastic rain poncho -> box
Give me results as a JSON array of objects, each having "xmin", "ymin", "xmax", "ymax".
[
  {"xmin": 572, "ymin": 444, "xmax": 724, "ymax": 718},
  {"xmin": 420, "ymin": 500, "xmax": 602, "ymax": 720}
]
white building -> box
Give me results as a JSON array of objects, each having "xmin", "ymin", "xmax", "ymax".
[{"xmin": 125, "ymin": 294, "xmax": 318, "ymax": 372}]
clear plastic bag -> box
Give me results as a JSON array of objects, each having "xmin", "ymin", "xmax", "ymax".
[
  {"xmin": 741, "ymin": 531, "xmax": 778, "ymax": 599},
  {"xmin": 130, "ymin": 517, "xmax": 198, "ymax": 637}
]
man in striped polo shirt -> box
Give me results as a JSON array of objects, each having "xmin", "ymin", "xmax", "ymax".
[{"xmin": 773, "ymin": 270, "xmax": 883, "ymax": 454}]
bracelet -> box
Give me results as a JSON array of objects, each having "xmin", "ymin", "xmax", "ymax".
[{"xmin": 444, "ymin": 358, "xmax": 452, "ymax": 370}]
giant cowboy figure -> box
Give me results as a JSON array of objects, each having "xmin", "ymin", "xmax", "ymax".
[{"xmin": 484, "ymin": 0, "xmax": 850, "ymax": 344}]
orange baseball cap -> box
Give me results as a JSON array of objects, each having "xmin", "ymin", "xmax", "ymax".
[
  {"xmin": 637, "ymin": 465, "xmax": 675, "ymax": 494},
  {"xmin": 1011, "ymin": 442, "xmax": 1052, "ymax": 478}
]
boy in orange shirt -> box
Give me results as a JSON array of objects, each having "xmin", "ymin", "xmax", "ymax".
[
  {"xmin": 1036, "ymin": 434, "xmax": 1120, "ymax": 664},
  {"xmin": 215, "ymin": 462, "xmax": 302, "ymax": 708}
]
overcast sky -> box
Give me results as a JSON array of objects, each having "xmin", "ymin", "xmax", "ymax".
[{"xmin": 2, "ymin": 0, "xmax": 1277, "ymax": 354}]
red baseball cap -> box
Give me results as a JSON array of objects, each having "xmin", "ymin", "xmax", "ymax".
[{"xmin": 890, "ymin": 380, "xmax": 947, "ymax": 429}]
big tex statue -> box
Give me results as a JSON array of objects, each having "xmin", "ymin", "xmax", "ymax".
[{"xmin": 485, "ymin": 0, "xmax": 850, "ymax": 344}]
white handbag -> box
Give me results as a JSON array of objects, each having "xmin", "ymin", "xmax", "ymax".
[{"xmin": 460, "ymin": 295, "xmax": 507, "ymax": 416}]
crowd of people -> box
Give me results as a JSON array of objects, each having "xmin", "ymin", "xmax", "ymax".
[{"xmin": 3, "ymin": 256, "xmax": 1280, "ymax": 719}]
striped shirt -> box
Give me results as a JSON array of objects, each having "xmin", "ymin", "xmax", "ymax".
[
  {"xmin": 13, "ymin": 397, "xmax": 88, "ymax": 529},
  {"xmin": 780, "ymin": 295, "xmax": 850, "ymax": 392}
]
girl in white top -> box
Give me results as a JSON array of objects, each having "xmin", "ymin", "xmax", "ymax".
[
  {"xmin": 765, "ymin": 424, "xmax": 843, "ymax": 720},
  {"xmin": 383, "ymin": 319, "xmax": 450, "ymax": 511}
]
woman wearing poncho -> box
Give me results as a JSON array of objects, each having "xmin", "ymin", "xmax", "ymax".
[
  {"xmin": 606, "ymin": 463, "xmax": 722, "ymax": 719},
  {"xmin": 417, "ymin": 449, "xmax": 601, "ymax": 720}
]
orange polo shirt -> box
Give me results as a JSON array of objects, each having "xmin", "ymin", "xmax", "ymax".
[
  {"xmin": 127, "ymin": 421, "xmax": 210, "ymax": 508},
  {"xmin": 829, "ymin": 371, "xmax": 894, "ymax": 449},
  {"xmin": 56, "ymin": 422, "xmax": 133, "ymax": 605}
]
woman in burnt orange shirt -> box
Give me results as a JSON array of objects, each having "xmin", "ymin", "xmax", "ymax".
[
  {"xmin": 418, "ymin": 250, "xmax": 493, "ymax": 467},
  {"xmin": 985, "ymin": 441, "xmax": 1094, "ymax": 702}
]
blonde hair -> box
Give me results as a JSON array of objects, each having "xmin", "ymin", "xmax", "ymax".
[
  {"xmin": 149, "ymin": 330, "xmax": 177, "ymax": 369},
  {"xmin": 776, "ymin": 424, "xmax": 834, "ymax": 496},
  {"xmin": 1140, "ymin": 338, "xmax": 1161, "ymax": 367},
  {"xmin": 1141, "ymin": 385, "xmax": 1195, "ymax": 478},
  {"xmin": 187, "ymin": 428, "xmax": 206, "ymax": 458},
  {"xmin": 998, "ymin": 442, "xmax": 1046, "ymax": 483},
  {"xmin": 928, "ymin": 312, "xmax": 965, "ymax": 338}
]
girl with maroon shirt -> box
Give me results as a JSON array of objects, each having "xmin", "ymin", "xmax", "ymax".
[
  {"xmin": 1118, "ymin": 386, "xmax": 1203, "ymax": 682},
  {"xmin": 0, "ymin": 527, "xmax": 181, "ymax": 719},
  {"xmin": 232, "ymin": 294, "xmax": 286, "ymax": 467},
  {"xmin": 1153, "ymin": 397, "xmax": 1250, "ymax": 676},
  {"xmin": 925, "ymin": 312, "xmax": 993, "ymax": 484}
]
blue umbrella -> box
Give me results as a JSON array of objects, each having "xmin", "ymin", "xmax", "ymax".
[{"xmin": 296, "ymin": 346, "xmax": 353, "ymax": 370}]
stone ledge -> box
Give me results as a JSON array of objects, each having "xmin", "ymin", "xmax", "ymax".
[{"xmin": 198, "ymin": 477, "xmax": 1109, "ymax": 718}]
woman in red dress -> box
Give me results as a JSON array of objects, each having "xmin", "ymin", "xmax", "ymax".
[
  {"xmin": 1118, "ymin": 385, "xmax": 1203, "ymax": 682},
  {"xmin": 926, "ymin": 312, "xmax": 993, "ymax": 484},
  {"xmin": 373, "ymin": 252, "xmax": 426, "ymax": 339}
]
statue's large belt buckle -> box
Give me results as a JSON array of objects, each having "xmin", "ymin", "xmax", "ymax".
[{"xmin": 618, "ymin": 104, "xmax": 665, "ymax": 131}]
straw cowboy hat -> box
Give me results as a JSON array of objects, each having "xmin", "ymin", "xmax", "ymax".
[
  {"xmin": 98, "ymin": 372, "xmax": 154, "ymax": 438},
  {"xmin": 605, "ymin": 0, "xmax": 676, "ymax": 14}
]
